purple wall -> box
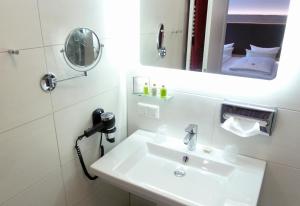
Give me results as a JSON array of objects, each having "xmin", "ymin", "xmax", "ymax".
[{"xmin": 228, "ymin": 0, "xmax": 290, "ymax": 15}]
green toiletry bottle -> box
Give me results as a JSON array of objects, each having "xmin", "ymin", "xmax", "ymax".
[
  {"xmin": 160, "ymin": 85, "xmax": 167, "ymax": 98},
  {"xmin": 143, "ymin": 83, "xmax": 149, "ymax": 95}
]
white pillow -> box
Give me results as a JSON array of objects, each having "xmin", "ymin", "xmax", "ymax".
[
  {"xmin": 222, "ymin": 55, "xmax": 231, "ymax": 64},
  {"xmin": 246, "ymin": 49, "xmax": 277, "ymax": 59},
  {"xmin": 223, "ymin": 47, "xmax": 234, "ymax": 57},
  {"xmin": 224, "ymin": 43, "xmax": 234, "ymax": 48},
  {"xmin": 250, "ymin": 44, "xmax": 280, "ymax": 54}
]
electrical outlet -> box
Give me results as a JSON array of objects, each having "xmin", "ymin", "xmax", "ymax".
[{"xmin": 137, "ymin": 102, "xmax": 160, "ymax": 119}]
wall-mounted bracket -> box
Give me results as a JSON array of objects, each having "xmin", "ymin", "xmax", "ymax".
[
  {"xmin": 7, "ymin": 49, "xmax": 20, "ymax": 55},
  {"xmin": 0, "ymin": 49, "xmax": 20, "ymax": 55},
  {"xmin": 40, "ymin": 72, "xmax": 88, "ymax": 92}
]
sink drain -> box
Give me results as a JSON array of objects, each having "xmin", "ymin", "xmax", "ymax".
[{"xmin": 174, "ymin": 167, "xmax": 186, "ymax": 177}]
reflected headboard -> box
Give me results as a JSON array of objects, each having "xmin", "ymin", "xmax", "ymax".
[{"xmin": 225, "ymin": 15, "xmax": 287, "ymax": 57}]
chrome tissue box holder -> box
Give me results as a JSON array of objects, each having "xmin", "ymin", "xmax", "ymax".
[{"xmin": 220, "ymin": 102, "xmax": 277, "ymax": 136}]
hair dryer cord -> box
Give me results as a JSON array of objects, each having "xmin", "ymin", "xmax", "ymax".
[{"xmin": 75, "ymin": 135, "xmax": 98, "ymax": 180}]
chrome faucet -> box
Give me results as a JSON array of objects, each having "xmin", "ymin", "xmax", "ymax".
[{"xmin": 183, "ymin": 124, "xmax": 198, "ymax": 151}]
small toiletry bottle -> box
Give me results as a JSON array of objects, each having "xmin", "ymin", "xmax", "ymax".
[
  {"xmin": 151, "ymin": 84, "xmax": 157, "ymax": 96},
  {"xmin": 143, "ymin": 83, "xmax": 149, "ymax": 95},
  {"xmin": 160, "ymin": 85, "xmax": 167, "ymax": 98}
]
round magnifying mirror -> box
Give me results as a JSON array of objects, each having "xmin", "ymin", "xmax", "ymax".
[{"xmin": 63, "ymin": 28, "xmax": 103, "ymax": 72}]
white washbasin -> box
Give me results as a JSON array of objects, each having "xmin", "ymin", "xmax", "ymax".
[{"xmin": 91, "ymin": 130, "xmax": 266, "ymax": 206}]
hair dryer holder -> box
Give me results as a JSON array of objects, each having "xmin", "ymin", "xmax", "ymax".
[
  {"xmin": 82, "ymin": 108, "xmax": 116, "ymax": 143},
  {"xmin": 75, "ymin": 108, "xmax": 116, "ymax": 181}
]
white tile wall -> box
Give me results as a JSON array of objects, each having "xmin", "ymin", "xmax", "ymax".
[
  {"xmin": 259, "ymin": 163, "xmax": 300, "ymax": 206},
  {"xmin": 130, "ymin": 194, "xmax": 156, "ymax": 206},
  {"xmin": 54, "ymin": 89, "xmax": 121, "ymax": 165},
  {"xmin": 129, "ymin": 194, "xmax": 171, "ymax": 206},
  {"xmin": 0, "ymin": 0, "xmax": 129, "ymax": 206},
  {"xmin": 73, "ymin": 184, "xmax": 129, "ymax": 206},
  {"xmin": 38, "ymin": 0, "xmax": 112, "ymax": 45},
  {"xmin": 1, "ymin": 169, "xmax": 66, "ymax": 206},
  {"xmin": 0, "ymin": 115, "xmax": 60, "ymax": 205},
  {"xmin": 0, "ymin": 48, "xmax": 52, "ymax": 133},
  {"xmin": 128, "ymin": 90, "xmax": 217, "ymax": 146},
  {"xmin": 61, "ymin": 158, "xmax": 129, "ymax": 206},
  {"xmin": 0, "ymin": 0, "xmax": 43, "ymax": 50},
  {"xmin": 61, "ymin": 159, "xmax": 96, "ymax": 206},
  {"xmin": 44, "ymin": 40, "xmax": 119, "ymax": 111}
]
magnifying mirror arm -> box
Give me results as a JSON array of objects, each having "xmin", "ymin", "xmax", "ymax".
[
  {"xmin": 55, "ymin": 71, "xmax": 88, "ymax": 83},
  {"xmin": 40, "ymin": 71, "xmax": 88, "ymax": 92}
]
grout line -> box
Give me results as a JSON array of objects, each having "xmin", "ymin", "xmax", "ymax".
[
  {"xmin": 43, "ymin": 43, "xmax": 64, "ymax": 48},
  {"xmin": 171, "ymin": 89, "xmax": 223, "ymax": 102},
  {"xmin": 35, "ymin": 0, "xmax": 46, "ymax": 48},
  {"xmin": 0, "ymin": 86, "xmax": 119, "ymax": 152},
  {"xmin": 49, "ymin": 112, "xmax": 68, "ymax": 205},
  {"xmin": 35, "ymin": 0, "xmax": 69, "ymax": 205},
  {"xmin": 0, "ymin": 38, "xmax": 115, "ymax": 55},
  {"xmin": 0, "ymin": 113, "xmax": 52, "ymax": 136},
  {"xmin": 0, "ymin": 45, "xmax": 63, "ymax": 55},
  {"xmin": 273, "ymin": 160, "xmax": 300, "ymax": 171},
  {"xmin": 0, "ymin": 46, "xmax": 44, "ymax": 54},
  {"xmin": 249, "ymin": 156, "xmax": 300, "ymax": 171},
  {"xmin": 166, "ymin": 89, "xmax": 300, "ymax": 114},
  {"xmin": 0, "ymin": 166, "xmax": 61, "ymax": 206},
  {"xmin": 129, "ymin": 193, "xmax": 131, "ymax": 206},
  {"xmin": 41, "ymin": 36, "xmax": 114, "ymax": 48},
  {"xmin": 52, "ymin": 85, "xmax": 120, "ymax": 113}
]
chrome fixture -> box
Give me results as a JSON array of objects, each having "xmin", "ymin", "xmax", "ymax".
[
  {"xmin": 174, "ymin": 155, "xmax": 189, "ymax": 177},
  {"xmin": 40, "ymin": 28, "xmax": 104, "ymax": 92},
  {"xmin": 40, "ymin": 72, "xmax": 87, "ymax": 92},
  {"xmin": 182, "ymin": 155, "xmax": 189, "ymax": 163},
  {"xmin": 157, "ymin": 24, "xmax": 166, "ymax": 57},
  {"xmin": 40, "ymin": 73, "xmax": 57, "ymax": 92},
  {"xmin": 183, "ymin": 124, "xmax": 198, "ymax": 151},
  {"xmin": 221, "ymin": 101, "xmax": 277, "ymax": 136},
  {"xmin": 174, "ymin": 167, "xmax": 186, "ymax": 177},
  {"xmin": 0, "ymin": 49, "xmax": 20, "ymax": 55},
  {"xmin": 7, "ymin": 49, "xmax": 20, "ymax": 55}
]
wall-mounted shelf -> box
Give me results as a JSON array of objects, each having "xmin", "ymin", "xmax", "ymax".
[{"xmin": 133, "ymin": 93, "xmax": 173, "ymax": 101}]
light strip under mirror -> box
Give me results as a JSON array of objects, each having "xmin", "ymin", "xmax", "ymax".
[{"xmin": 137, "ymin": 0, "xmax": 300, "ymax": 110}]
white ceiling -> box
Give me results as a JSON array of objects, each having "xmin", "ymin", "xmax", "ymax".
[{"xmin": 228, "ymin": 0, "xmax": 291, "ymax": 15}]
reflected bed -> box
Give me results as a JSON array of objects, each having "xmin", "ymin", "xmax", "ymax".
[{"xmin": 222, "ymin": 56, "xmax": 278, "ymax": 80}]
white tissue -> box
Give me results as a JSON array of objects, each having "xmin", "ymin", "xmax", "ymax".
[{"xmin": 221, "ymin": 116, "xmax": 262, "ymax": 137}]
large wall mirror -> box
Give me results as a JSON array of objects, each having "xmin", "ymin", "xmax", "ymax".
[{"xmin": 140, "ymin": 0, "xmax": 290, "ymax": 80}]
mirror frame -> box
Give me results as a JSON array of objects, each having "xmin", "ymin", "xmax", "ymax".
[{"xmin": 63, "ymin": 28, "xmax": 103, "ymax": 72}]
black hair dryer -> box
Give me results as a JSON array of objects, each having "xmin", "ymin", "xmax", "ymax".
[
  {"xmin": 75, "ymin": 108, "xmax": 117, "ymax": 180},
  {"xmin": 83, "ymin": 108, "xmax": 117, "ymax": 143}
]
